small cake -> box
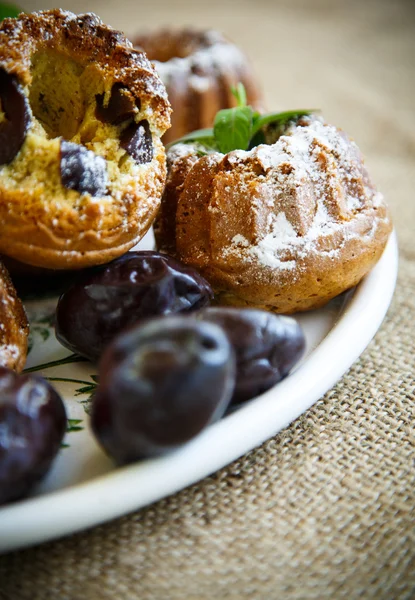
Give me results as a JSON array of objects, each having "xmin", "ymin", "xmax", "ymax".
[
  {"xmin": 133, "ymin": 29, "xmax": 263, "ymax": 144},
  {"xmin": 0, "ymin": 10, "xmax": 171, "ymax": 270},
  {"xmin": 0, "ymin": 261, "xmax": 29, "ymax": 372},
  {"xmin": 154, "ymin": 115, "xmax": 392, "ymax": 313}
]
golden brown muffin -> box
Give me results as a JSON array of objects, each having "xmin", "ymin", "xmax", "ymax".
[
  {"xmin": 155, "ymin": 116, "xmax": 393, "ymax": 313},
  {"xmin": 0, "ymin": 261, "xmax": 29, "ymax": 372},
  {"xmin": 0, "ymin": 10, "xmax": 171, "ymax": 269},
  {"xmin": 134, "ymin": 29, "xmax": 263, "ymax": 144}
]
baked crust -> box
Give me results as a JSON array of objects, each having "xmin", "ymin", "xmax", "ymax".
[
  {"xmin": 155, "ymin": 118, "xmax": 393, "ymax": 313},
  {"xmin": 0, "ymin": 261, "xmax": 29, "ymax": 372},
  {"xmin": 0, "ymin": 10, "xmax": 171, "ymax": 269},
  {"xmin": 134, "ymin": 29, "xmax": 263, "ymax": 143}
]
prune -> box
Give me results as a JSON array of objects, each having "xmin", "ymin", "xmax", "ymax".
[
  {"xmin": 0, "ymin": 367, "xmax": 67, "ymax": 505},
  {"xmin": 60, "ymin": 140, "xmax": 107, "ymax": 196},
  {"xmin": 55, "ymin": 251, "xmax": 213, "ymax": 362},
  {"xmin": 198, "ymin": 307, "xmax": 305, "ymax": 403},
  {"xmin": 91, "ymin": 316, "xmax": 235, "ymax": 462},
  {"xmin": 0, "ymin": 68, "xmax": 31, "ymax": 165},
  {"xmin": 120, "ymin": 119, "xmax": 153, "ymax": 164},
  {"xmin": 95, "ymin": 83, "xmax": 139, "ymax": 125}
]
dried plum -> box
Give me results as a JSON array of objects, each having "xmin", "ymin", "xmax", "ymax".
[
  {"xmin": 198, "ymin": 307, "xmax": 306, "ymax": 403},
  {"xmin": 91, "ymin": 316, "xmax": 235, "ymax": 462},
  {"xmin": 0, "ymin": 368, "xmax": 67, "ymax": 505},
  {"xmin": 55, "ymin": 251, "xmax": 213, "ymax": 361}
]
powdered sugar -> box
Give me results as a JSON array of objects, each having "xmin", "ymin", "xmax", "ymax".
[
  {"xmin": 0, "ymin": 343, "xmax": 19, "ymax": 366},
  {"xmin": 220, "ymin": 119, "xmax": 384, "ymax": 272},
  {"xmin": 60, "ymin": 141, "xmax": 108, "ymax": 198},
  {"xmin": 243, "ymin": 213, "xmax": 298, "ymax": 270},
  {"xmin": 153, "ymin": 36, "xmax": 248, "ymax": 89},
  {"xmin": 227, "ymin": 205, "xmax": 374, "ymax": 272}
]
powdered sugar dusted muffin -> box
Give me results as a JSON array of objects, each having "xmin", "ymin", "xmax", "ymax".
[
  {"xmin": 134, "ymin": 29, "xmax": 262, "ymax": 144},
  {"xmin": 155, "ymin": 115, "xmax": 392, "ymax": 313},
  {"xmin": 0, "ymin": 261, "xmax": 28, "ymax": 371},
  {"xmin": 0, "ymin": 10, "xmax": 171, "ymax": 269}
]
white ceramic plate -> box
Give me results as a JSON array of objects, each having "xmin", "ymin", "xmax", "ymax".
[{"xmin": 0, "ymin": 232, "xmax": 398, "ymax": 553}]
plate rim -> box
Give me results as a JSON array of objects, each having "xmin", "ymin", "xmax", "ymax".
[{"xmin": 0, "ymin": 232, "xmax": 399, "ymax": 553}]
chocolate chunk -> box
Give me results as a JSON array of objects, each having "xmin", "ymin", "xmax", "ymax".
[
  {"xmin": 0, "ymin": 68, "xmax": 31, "ymax": 165},
  {"xmin": 60, "ymin": 140, "xmax": 107, "ymax": 197},
  {"xmin": 120, "ymin": 119, "xmax": 153, "ymax": 164},
  {"xmin": 95, "ymin": 83, "xmax": 139, "ymax": 125}
]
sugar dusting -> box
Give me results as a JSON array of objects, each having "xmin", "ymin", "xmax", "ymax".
[
  {"xmin": 0, "ymin": 10, "xmax": 169, "ymax": 103},
  {"xmin": 153, "ymin": 32, "xmax": 249, "ymax": 93},
  {"xmin": 60, "ymin": 142, "xmax": 108, "ymax": 198},
  {"xmin": 0, "ymin": 343, "xmax": 19, "ymax": 367},
  {"xmin": 220, "ymin": 118, "xmax": 384, "ymax": 272}
]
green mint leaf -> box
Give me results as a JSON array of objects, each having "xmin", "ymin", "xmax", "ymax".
[
  {"xmin": 166, "ymin": 128, "xmax": 216, "ymax": 150},
  {"xmin": 231, "ymin": 83, "xmax": 247, "ymax": 107},
  {"xmin": 67, "ymin": 418, "xmax": 83, "ymax": 433},
  {"xmin": 214, "ymin": 105, "xmax": 253, "ymax": 154},
  {"xmin": 66, "ymin": 419, "xmax": 83, "ymax": 433},
  {"xmin": 251, "ymin": 109, "xmax": 317, "ymax": 137},
  {"xmin": 248, "ymin": 129, "xmax": 266, "ymax": 150},
  {"xmin": 0, "ymin": 3, "xmax": 21, "ymax": 20}
]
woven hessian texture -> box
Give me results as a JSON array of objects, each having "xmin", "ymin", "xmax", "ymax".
[{"xmin": 0, "ymin": 0, "xmax": 414, "ymax": 598}]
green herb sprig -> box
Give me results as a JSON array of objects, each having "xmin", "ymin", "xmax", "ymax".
[
  {"xmin": 0, "ymin": 2, "xmax": 21, "ymax": 21},
  {"xmin": 167, "ymin": 84, "xmax": 317, "ymax": 154}
]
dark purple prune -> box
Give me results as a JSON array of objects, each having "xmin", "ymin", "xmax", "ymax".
[
  {"xmin": 91, "ymin": 316, "xmax": 235, "ymax": 462},
  {"xmin": 60, "ymin": 140, "xmax": 107, "ymax": 196},
  {"xmin": 55, "ymin": 251, "xmax": 213, "ymax": 362},
  {"xmin": 0, "ymin": 68, "xmax": 31, "ymax": 165},
  {"xmin": 96, "ymin": 83, "xmax": 140, "ymax": 125},
  {"xmin": 198, "ymin": 307, "xmax": 306, "ymax": 403},
  {"xmin": 120, "ymin": 119, "xmax": 153, "ymax": 164},
  {"xmin": 0, "ymin": 367, "xmax": 67, "ymax": 505}
]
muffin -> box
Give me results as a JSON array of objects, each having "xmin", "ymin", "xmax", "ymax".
[
  {"xmin": 155, "ymin": 115, "xmax": 392, "ymax": 313},
  {"xmin": 0, "ymin": 10, "xmax": 171, "ymax": 269},
  {"xmin": 134, "ymin": 28, "xmax": 262, "ymax": 143}
]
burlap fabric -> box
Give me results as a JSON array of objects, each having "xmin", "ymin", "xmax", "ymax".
[{"xmin": 0, "ymin": 0, "xmax": 414, "ymax": 598}]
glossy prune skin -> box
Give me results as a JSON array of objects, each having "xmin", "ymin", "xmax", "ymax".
[
  {"xmin": 0, "ymin": 368, "xmax": 67, "ymax": 505},
  {"xmin": 55, "ymin": 252, "xmax": 213, "ymax": 362},
  {"xmin": 0, "ymin": 68, "xmax": 31, "ymax": 165},
  {"xmin": 60, "ymin": 140, "xmax": 107, "ymax": 197},
  {"xmin": 198, "ymin": 308, "xmax": 306, "ymax": 403},
  {"xmin": 91, "ymin": 316, "xmax": 235, "ymax": 463}
]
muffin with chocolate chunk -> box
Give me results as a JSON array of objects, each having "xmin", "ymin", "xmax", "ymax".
[{"xmin": 0, "ymin": 9, "xmax": 171, "ymax": 269}]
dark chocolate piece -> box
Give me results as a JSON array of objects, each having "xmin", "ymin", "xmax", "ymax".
[
  {"xmin": 60, "ymin": 140, "xmax": 107, "ymax": 197},
  {"xmin": 95, "ymin": 83, "xmax": 139, "ymax": 125},
  {"xmin": 0, "ymin": 68, "xmax": 31, "ymax": 165},
  {"xmin": 120, "ymin": 119, "xmax": 153, "ymax": 164}
]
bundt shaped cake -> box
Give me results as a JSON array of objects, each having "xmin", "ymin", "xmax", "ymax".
[
  {"xmin": 134, "ymin": 29, "xmax": 263, "ymax": 144},
  {"xmin": 0, "ymin": 10, "xmax": 171, "ymax": 269},
  {"xmin": 155, "ymin": 116, "xmax": 392, "ymax": 313},
  {"xmin": 0, "ymin": 261, "xmax": 29, "ymax": 372}
]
